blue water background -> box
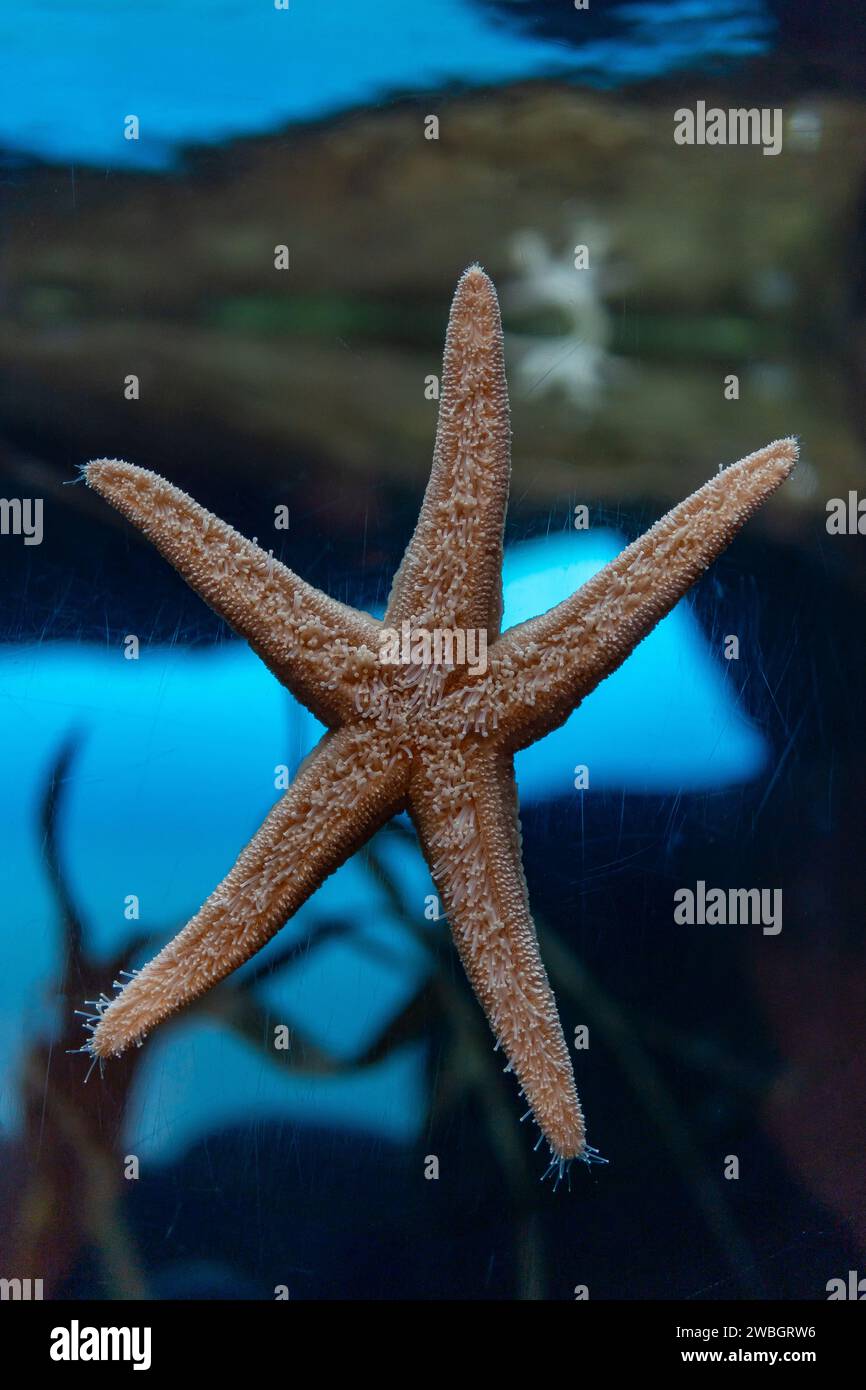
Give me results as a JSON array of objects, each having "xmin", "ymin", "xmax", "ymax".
[
  {"xmin": 0, "ymin": 0, "xmax": 771, "ymax": 167},
  {"xmin": 0, "ymin": 529, "xmax": 764, "ymax": 1162}
]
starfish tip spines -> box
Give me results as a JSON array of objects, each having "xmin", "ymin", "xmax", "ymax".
[
  {"xmin": 77, "ymin": 963, "xmax": 157, "ymax": 1061},
  {"xmin": 458, "ymin": 260, "xmax": 492, "ymax": 289},
  {"xmin": 751, "ymin": 434, "xmax": 798, "ymax": 467},
  {"xmin": 84, "ymin": 456, "xmax": 133, "ymax": 487},
  {"xmin": 540, "ymin": 1142, "xmax": 608, "ymax": 1190},
  {"xmin": 767, "ymin": 434, "xmax": 799, "ymax": 466},
  {"xmin": 449, "ymin": 263, "xmax": 502, "ymax": 352},
  {"xmin": 703, "ymin": 437, "xmax": 797, "ymax": 533},
  {"xmin": 541, "ymin": 1105, "xmax": 588, "ymax": 1165},
  {"xmin": 88, "ymin": 995, "xmax": 153, "ymax": 1061},
  {"xmin": 87, "ymin": 1021, "xmax": 124, "ymax": 1062},
  {"xmin": 83, "ymin": 457, "xmax": 162, "ymax": 517},
  {"xmin": 728, "ymin": 436, "xmax": 798, "ymax": 491}
]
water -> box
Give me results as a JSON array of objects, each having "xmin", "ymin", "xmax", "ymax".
[
  {"xmin": 0, "ymin": 0, "xmax": 863, "ymax": 1305},
  {"xmin": 1, "ymin": 0, "xmax": 772, "ymax": 166}
]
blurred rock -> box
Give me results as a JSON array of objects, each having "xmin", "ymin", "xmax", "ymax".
[{"xmin": 1, "ymin": 83, "xmax": 864, "ymax": 520}]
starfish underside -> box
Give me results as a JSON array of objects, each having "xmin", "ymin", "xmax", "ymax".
[{"xmin": 82, "ymin": 266, "xmax": 796, "ymax": 1165}]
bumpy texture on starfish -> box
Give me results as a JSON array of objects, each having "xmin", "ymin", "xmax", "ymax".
[{"xmin": 82, "ymin": 266, "xmax": 796, "ymax": 1165}]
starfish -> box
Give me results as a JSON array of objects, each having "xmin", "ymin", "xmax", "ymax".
[{"xmin": 81, "ymin": 266, "xmax": 796, "ymax": 1170}]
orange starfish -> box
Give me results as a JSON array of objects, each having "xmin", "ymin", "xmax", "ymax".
[{"xmin": 81, "ymin": 266, "xmax": 796, "ymax": 1173}]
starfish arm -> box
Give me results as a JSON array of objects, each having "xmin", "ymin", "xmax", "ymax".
[
  {"xmin": 385, "ymin": 265, "xmax": 511, "ymax": 639},
  {"xmin": 410, "ymin": 745, "xmax": 586, "ymax": 1160},
  {"xmin": 85, "ymin": 459, "xmax": 380, "ymax": 725},
  {"xmin": 88, "ymin": 725, "xmax": 409, "ymax": 1059},
  {"xmin": 482, "ymin": 438, "xmax": 798, "ymax": 751}
]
